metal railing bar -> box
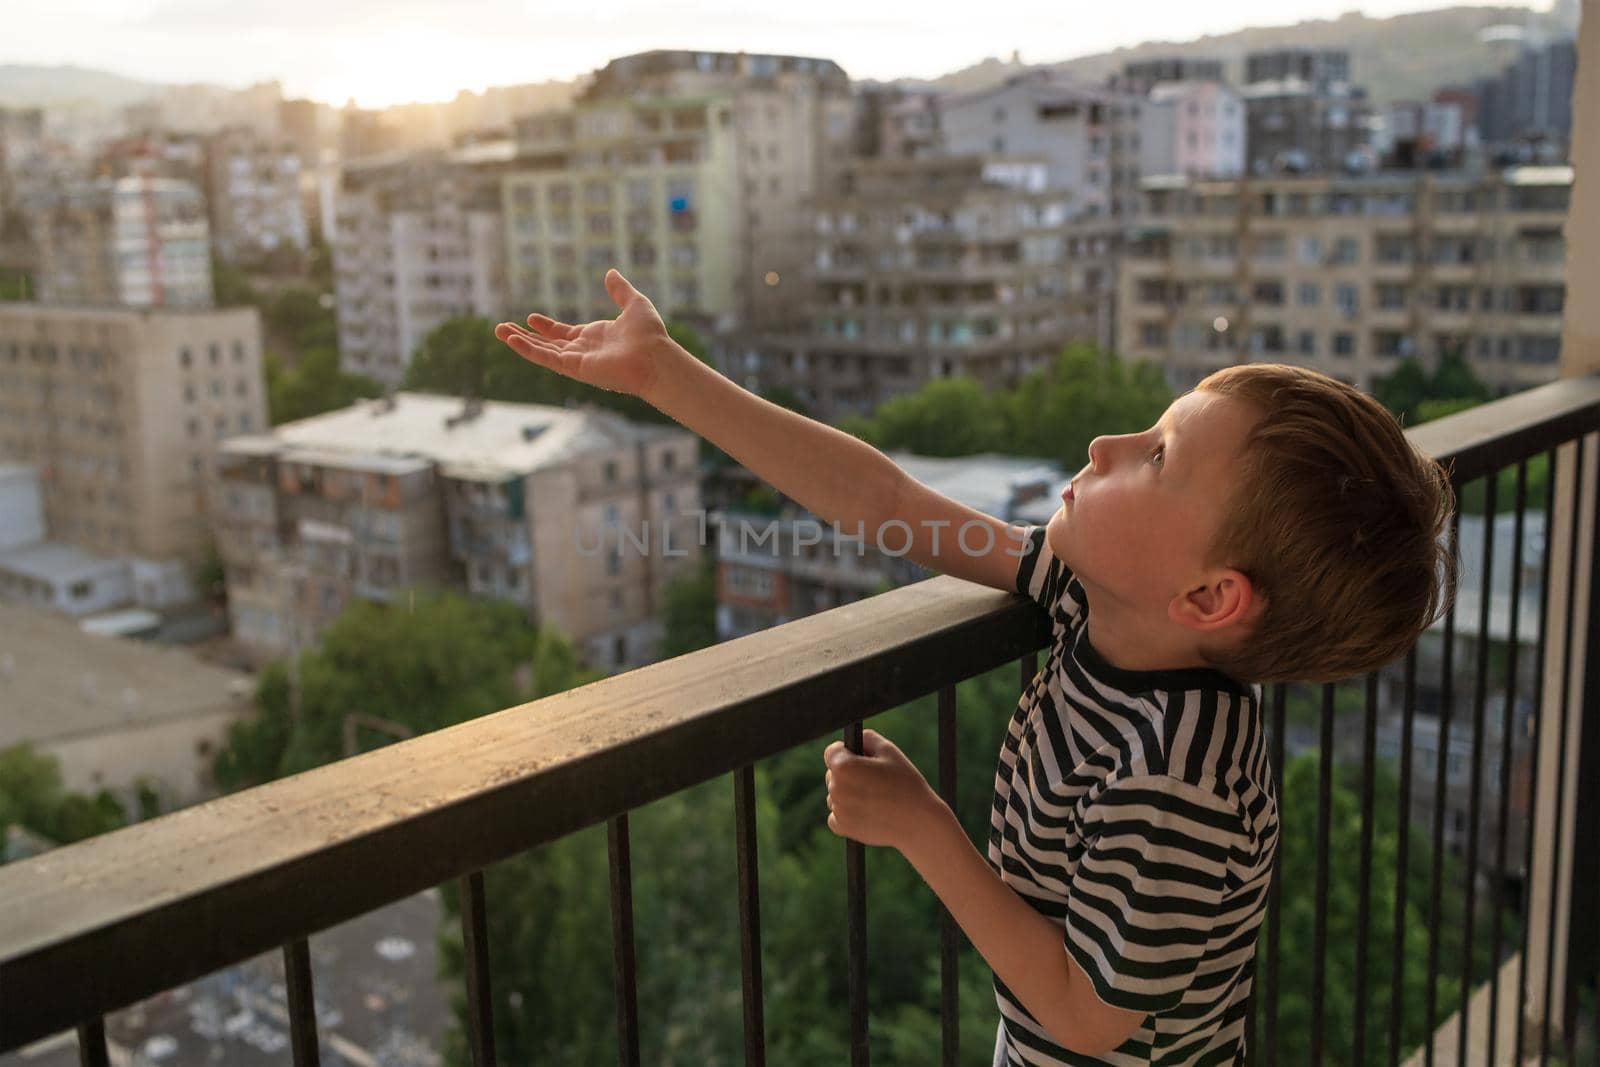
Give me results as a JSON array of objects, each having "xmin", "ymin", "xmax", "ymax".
[
  {"xmin": 1389, "ymin": 647, "xmax": 1419, "ymax": 1067},
  {"xmin": 607, "ymin": 814, "xmax": 641, "ymax": 1067},
  {"xmin": 1458, "ymin": 473, "xmax": 1499, "ymax": 1063},
  {"xmin": 938, "ymin": 684, "xmax": 959, "ymax": 1067},
  {"xmin": 1264, "ymin": 682, "xmax": 1286, "ymax": 1064},
  {"xmin": 1515, "ymin": 448, "xmax": 1560, "ymax": 1067},
  {"xmin": 1487, "ymin": 459, "xmax": 1528, "ymax": 1064},
  {"xmin": 1542, "ymin": 436, "xmax": 1585, "ymax": 1065},
  {"xmin": 845, "ymin": 720, "xmax": 869, "ymax": 1067},
  {"xmin": 1311, "ymin": 683, "xmax": 1335, "ymax": 1065},
  {"xmin": 1355, "ymin": 671, "xmax": 1379, "ymax": 1065},
  {"xmin": 1425, "ymin": 504, "xmax": 1464, "ymax": 1066},
  {"xmin": 460, "ymin": 869, "xmax": 496, "ymax": 1067},
  {"xmin": 283, "ymin": 936, "xmax": 321, "ymax": 1067},
  {"xmin": 734, "ymin": 763, "xmax": 766, "ymax": 1067}
]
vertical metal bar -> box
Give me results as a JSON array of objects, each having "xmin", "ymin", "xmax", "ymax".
[
  {"xmin": 1516, "ymin": 448, "xmax": 1559, "ymax": 1067},
  {"xmin": 1354, "ymin": 671, "xmax": 1379, "ymax": 1066},
  {"xmin": 1458, "ymin": 473, "xmax": 1499, "ymax": 1064},
  {"xmin": 74, "ymin": 1019, "xmax": 109, "ymax": 1067},
  {"xmin": 1264, "ymin": 682, "xmax": 1287, "ymax": 1064},
  {"xmin": 734, "ymin": 764, "xmax": 766, "ymax": 1067},
  {"xmin": 1425, "ymin": 503, "xmax": 1464, "ymax": 1067},
  {"xmin": 1563, "ymin": 434, "xmax": 1600, "ymax": 1055},
  {"xmin": 283, "ymin": 937, "xmax": 321, "ymax": 1067},
  {"xmin": 845, "ymin": 720, "xmax": 869, "ymax": 1067},
  {"xmin": 1488, "ymin": 460, "xmax": 1528, "ymax": 1065},
  {"xmin": 460, "ymin": 869, "xmax": 497, "ymax": 1067},
  {"xmin": 1542, "ymin": 436, "xmax": 1585, "ymax": 1065},
  {"xmin": 607, "ymin": 814, "xmax": 641, "ymax": 1067},
  {"xmin": 938, "ymin": 684, "xmax": 959, "ymax": 1067},
  {"xmin": 1389, "ymin": 647, "xmax": 1419, "ymax": 1067},
  {"xmin": 1311, "ymin": 683, "xmax": 1335, "ymax": 1066}
]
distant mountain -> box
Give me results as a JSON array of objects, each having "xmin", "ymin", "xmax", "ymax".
[
  {"xmin": 0, "ymin": 64, "xmax": 166, "ymax": 108},
  {"xmin": 917, "ymin": 5, "xmax": 1570, "ymax": 105}
]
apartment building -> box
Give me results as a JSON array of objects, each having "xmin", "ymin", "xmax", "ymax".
[
  {"xmin": 939, "ymin": 72, "xmax": 1145, "ymax": 218},
  {"xmin": 714, "ymin": 451, "xmax": 1066, "ymax": 639},
  {"xmin": 1116, "ymin": 166, "xmax": 1571, "ymax": 393},
  {"xmin": 332, "ymin": 145, "xmax": 512, "ymax": 387},
  {"xmin": 0, "ymin": 304, "xmax": 267, "ymax": 563},
  {"xmin": 27, "ymin": 175, "xmax": 214, "ymax": 309},
  {"xmin": 506, "ymin": 50, "xmax": 855, "ymax": 334},
  {"xmin": 1139, "ymin": 80, "xmax": 1246, "ymax": 179},
  {"xmin": 1240, "ymin": 49, "xmax": 1372, "ymax": 173},
  {"xmin": 722, "ymin": 155, "xmax": 1118, "ymax": 422},
  {"xmin": 203, "ymin": 126, "xmax": 309, "ymax": 265},
  {"xmin": 213, "ymin": 393, "xmax": 702, "ymax": 672}
]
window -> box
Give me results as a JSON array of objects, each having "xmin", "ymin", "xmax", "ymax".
[
  {"xmin": 662, "ymin": 450, "xmax": 675, "ymax": 471},
  {"xmin": 1333, "ymin": 332, "xmax": 1356, "ymax": 357},
  {"xmin": 1297, "ymin": 331, "xmax": 1316, "ymax": 355},
  {"xmin": 1297, "ymin": 282, "xmax": 1321, "ymax": 307},
  {"xmin": 232, "ymin": 340, "xmax": 245, "ymax": 363},
  {"xmin": 1335, "ymin": 285, "xmax": 1359, "ymax": 316},
  {"xmin": 184, "ymin": 384, "xmax": 196, "ymax": 403},
  {"xmin": 179, "ymin": 346, "xmax": 193, "ymax": 368},
  {"xmin": 606, "ymin": 548, "xmax": 621, "ymax": 576},
  {"xmin": 208, "ymin": 343, "xmax": 220, "ymax": 366},
  {"xmin": 604, "ymin": 461, "xmax": 618, "ymax": 483}
]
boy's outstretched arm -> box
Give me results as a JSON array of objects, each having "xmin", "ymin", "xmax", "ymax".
[{"xmin": 496, "ymin": 270, "xmax": 1027, "ymax": 593}]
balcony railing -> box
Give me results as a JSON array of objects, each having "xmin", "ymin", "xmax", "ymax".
[{"xmin": 2, "ymin": 376, "xmax": 1599, "ymax": 1066}]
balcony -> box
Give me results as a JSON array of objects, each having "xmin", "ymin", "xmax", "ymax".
[{"xmin": 3, "ymin": 378, "xmax": 1600, "ymax": 1066}]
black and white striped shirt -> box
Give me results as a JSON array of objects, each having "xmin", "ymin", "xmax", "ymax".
[{"xmin": 991, "ymin": 525, "xmax": 1280, "ymax": 1065}]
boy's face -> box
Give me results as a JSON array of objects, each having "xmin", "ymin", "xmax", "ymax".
[{"xmin": 1046, "ymin": 388, "xmax": 1262, "ymax": 623}]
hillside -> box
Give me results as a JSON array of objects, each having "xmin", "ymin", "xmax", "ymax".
[
  {"xmin": 920, "ymin": 5, "xmax": 1569, "ymax": 105},
  {"xmin": 0, "ymin": 64, "xmax": 162, "ymax": 108}
]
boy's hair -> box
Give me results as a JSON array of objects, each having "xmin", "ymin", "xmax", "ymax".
[{"xmin": 1194, "ymin": 363, "xmax": 1457, "ymax": 684}]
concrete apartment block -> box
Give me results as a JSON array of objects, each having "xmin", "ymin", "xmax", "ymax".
[
  {"xmin": 1117, "ymin": 166, "xmax": 1571, "ymax": 393},
  {"xmin": 0, "ymin": 304, "xmax": 268, "ymax": 563},
  {"xmin": 214, "ymin": 393, "xmax": 702, "ymax": 672}
]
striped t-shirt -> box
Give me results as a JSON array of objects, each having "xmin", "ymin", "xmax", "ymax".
[{"xmin": 991, "ymin": 525, "xmax": 1280, "ymax": 1066}]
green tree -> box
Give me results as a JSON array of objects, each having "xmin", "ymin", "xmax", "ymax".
[
  {"xmin": 659, "ymin": 558, "xmax": 718, "ymax": 660},
  {"xmin": 0, "ymin": 744, "xmax": 126, "ymax": 856},
  {"xmin": 211, "ymin": 590, "xmax": 600, "ymax": 788},
  {"xmin": 265, "ymin": 346, "xmax": 383, "ymax": 426},
  {"xmin": 856, "ymin": 377, "xmax": 1008, "ymax": 457},
  {"xmin": 1374, "ymin": 352, "xmax": 1490, "ymax": 428}
]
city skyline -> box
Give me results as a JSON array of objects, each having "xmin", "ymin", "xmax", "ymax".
[{"xmin": 5, "ymin": 0, "xmax": 1553, "ymax": 108}]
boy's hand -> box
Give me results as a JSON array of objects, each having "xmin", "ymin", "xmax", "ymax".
[
  {"xmin": 823, "ymin": 729, "xmax": 945, "ymax": 852},
  {"xmin": 494, "ymin": 269, "xmax": 680, "ymax": 400}
]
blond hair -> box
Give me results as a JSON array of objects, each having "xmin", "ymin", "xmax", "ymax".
[{"xmin": 1195, "ymin": 364, "xmax": 1457, "ymax": 683}]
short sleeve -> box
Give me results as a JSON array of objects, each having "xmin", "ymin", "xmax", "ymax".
[
  {"xmin": 1063, "ymin": 774, "xmax": 1244, "ymax": 1017},
  {"xmin": 1013, "ymin": 524, "xmax": 1085, "ymax": 633}
]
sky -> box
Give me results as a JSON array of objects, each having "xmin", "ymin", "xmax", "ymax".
[{"xmin": 6, "ymin": 0, "xmax": 1548, "ymax": 108}]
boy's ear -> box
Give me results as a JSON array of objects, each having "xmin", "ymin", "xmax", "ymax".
[{"xmin": 1169, "ymin": 569, "xmax": 1259, "ymax": 633}]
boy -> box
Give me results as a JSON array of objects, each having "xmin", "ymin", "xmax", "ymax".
[{"xmin": 495, "ymin": 270, "xmax": 1456, "ymax": 1064}]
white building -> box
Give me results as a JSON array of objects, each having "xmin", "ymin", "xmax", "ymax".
[
  {"xmin": 1140, "ymin": 81, "xmax": 1246, "ymax": 179},
  {"xmin": 203, "ymin": 126, "xmax": 309, "ymax": 265}
]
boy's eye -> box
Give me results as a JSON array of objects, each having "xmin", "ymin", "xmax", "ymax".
[{"xmin": 1149, "ymin": 444, "xmax": 1165, "ymax": 468}]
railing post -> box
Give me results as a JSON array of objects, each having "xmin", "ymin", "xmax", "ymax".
[
  {"xmin": 1524, "ymin": 432, "xmax": 1596, "ymax": 1053},
  {"xmin": 1562, "ymin": 432, "xmax": 1600, "ymax": 1051}
]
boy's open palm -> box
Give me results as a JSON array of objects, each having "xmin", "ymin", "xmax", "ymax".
[{"xmin": 495, "ymin": 269, "xmax": 674, "ymax": 398}]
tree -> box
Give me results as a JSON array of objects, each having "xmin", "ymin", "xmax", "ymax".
[
  {"xmin": 0, "ymin": 744, "xmax": 126, "ymax": 857},
  {"xmin": 1374, "ymin": 352, "xmax": 1491, "ymax": 429},
  {"xmin": 659, "ymin": 558, "xmax": 718, "ymax": 660},
  {"xmin": 212, "ymin": 589, "xmax": 601, "ymax": 788},
  {"xmin": 860, "ymin": 377, "xmax": 1008, "ymax": 457},
  {"xmin": 265, "ymin": 346, "xmax": 383, "ymax": 426}
]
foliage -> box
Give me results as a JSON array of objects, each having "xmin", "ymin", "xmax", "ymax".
[
  {"xmin": 659, "ymin": 557, "xmax": 718, "ymax": 660},
  {"xmin": 1373, "ymin": 352, "xmax": 1490, "ymax": 429},
  {"xmin": 1257, "ymin": 749, "xmax": 1517, "ymax": 1065},
  {"xmin": 0, "ymin": 744, "xmax": 126, "ymax": 855},
  {"xmin": 0, "ymin": 265, "xmax": 33, "ymax": 301},
  {"xmin": 265, "ymin": 347, "xmax": 383, "ymax": 426},
  {"xmin": 211, "ymin": 589, "xmax": 600, "ymax": 788},
  {"xmin": 845, "ymin": 345, "xmax": 1172, "ymax": 470}
]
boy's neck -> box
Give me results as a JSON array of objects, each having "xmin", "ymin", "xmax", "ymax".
[{"xmin": 1081, "ymin": 612, "xmax": 1212, "ymax": 676}]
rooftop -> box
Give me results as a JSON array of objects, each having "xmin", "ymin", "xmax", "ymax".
[
  {"xmin": 0, "ymin": 600, "xmax": 251, "ymax": 750},
  {"xmin": 227, "ymin": 394, "xmax": 687, "ymax": 480}
]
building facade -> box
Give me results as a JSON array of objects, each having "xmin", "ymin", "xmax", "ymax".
[
  {"xmin": 0, "ymin": 304, "xmax": 267, "ymax": 562},
  {"xmin": 213, "ymin": 394, "xmax": 703, "ymax": 672},
  {"xmin": 1139, "ymin": 80, "xmax": 1246, "ymax": 179},
  {"xmin": 332, "ymin": 146, "xmax": 511, "ymax": 387},
  {"xmin": 1116, "ymin": 167, "xmax": 1571, "ymax": 393},
  {"xmin": 28, "ymin": 176, "xmax": 214, "ymax": 309},
  {"xmin": 722, "ymin": 155, "xmax": 1117, "ymax": 422},
  {"xmin": 203, "ymin": 126, "xmax": 309, "ymax": 265}
]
